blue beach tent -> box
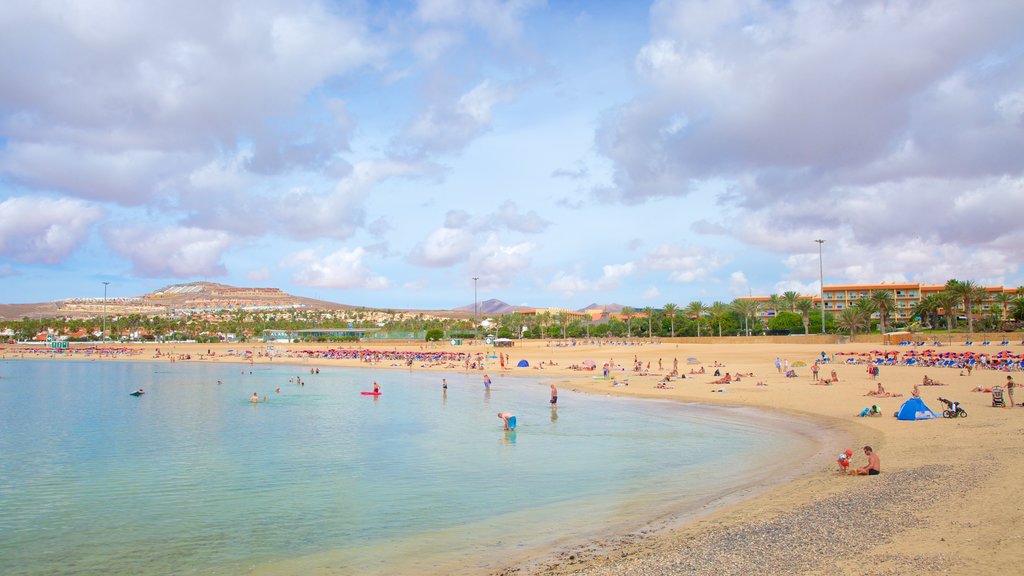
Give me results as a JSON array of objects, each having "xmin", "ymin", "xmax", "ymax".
[
  {"xmin": 516, "ymin": 359, "xmax": 529, "ymax": 367},
  {"xmin": 895, "ymin": 397, "xmax": 938, "ymax": 421}
]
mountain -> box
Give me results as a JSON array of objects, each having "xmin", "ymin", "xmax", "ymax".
[
  {"xmin": 578, "ymin": 303, "xmax": 626, "ymax": 313},
  {"xmin": 0, "ymin": 281, "xmax": 352, "ymax": 321},
  {"xmin": 453, "ymin": 299, "xmax": 531, "ymax": 315}
]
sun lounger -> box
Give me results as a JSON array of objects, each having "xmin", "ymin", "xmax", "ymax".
[
  {"xmin": 981, "ymin": 341, "xmax": 991, "ymax": 346},
  {"xmin": 998, "ymin": 340, "xmax": 1009, "ymax": 346},
  {"xmin": 965, "ymin": 341, "xmax": 973, "ymax": 346}
]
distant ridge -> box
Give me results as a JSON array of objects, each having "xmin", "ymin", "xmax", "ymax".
[
  {"xmin": 579, "ymin": 303, "xmax": 625, "ymax": 313},
  {"xmin": 453, "ymin": 299, "xmax": 531, "ymax": 315}
]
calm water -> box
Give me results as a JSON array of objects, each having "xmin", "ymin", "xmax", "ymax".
[{"xmin": 0, "ymin": 360, "xmax": 820, "ymax": 575}]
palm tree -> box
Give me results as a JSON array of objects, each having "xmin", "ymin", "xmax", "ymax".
[
  {"xmin": 662, "ymin": 303, "xmax": 679, "ymax": 338},
  {"xmin": 730, "ymin": 299, "xmax": 758, "ymax": 336},
  {"xmin": 767, "ymin": 294, "xmax": 784, "ymax": 319},
  {"xmin": 621, "ymin": 306, "xmax": 634, "ymax": 338},
  {"xmin": 642, "ymin": 306, "xmax": 655, "ymax": 340},
  {"xmin": 837, "ymin": 307, "xmax": 869, "ymax": 336},
  {"xmin": 868, "ymin": 290, "xmax": 897, "ymax": 335},
  {"xmin": 795, "ymin": 297, "xmax": 815, "ymax": 335},
  {"xmin": 853, "ymin": 298, "xmax": 878, "ymax": 333},
  {"xmin": 945, "ymin": 279, "xmax": 987, "ymax": 334},
  {"xmin": 709, "ymin": 301, "xmax": 730, "ymax": 337},
  {"xmin": 912, "ymin": 295, "xmax": 940, "ymax": 329},
  {"xmin": 992, "ymin": 291, "xmax": 1014, "ymax": 330},
  {"xmin": 1011, "ymin": 296, "xmax": 1024, "ymax": 322},
  {"xmin": 685, "ymin": 301, "xmax": 707, "ymax": 337},
  {"xmin": 782, "ymin": 291, "xmax": 800, "ymax": 312},
  {"xmin": 934, "ymin": 291, "xmax": 959, "ymax": 334}
]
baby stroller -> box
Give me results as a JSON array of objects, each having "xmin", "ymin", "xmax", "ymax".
[
  {"xmin": 937, "ymin": 397, "xmax": 967, "ymax": 418},
  {"xmin": 991, "ymin": 386, "xmax": 1005, "ymax": 408}
]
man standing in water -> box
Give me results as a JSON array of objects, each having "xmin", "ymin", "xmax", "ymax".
[
  {"xmin": 483, "ymin": 374, "xmax": 491, "ymax": 390},
  {"xmin": 550, "ymin": 384, "xmax": 558, "ymax": 406},
  {"xmin": 498, "ymin": 412, "xmax": 516, "ymax": 430}
]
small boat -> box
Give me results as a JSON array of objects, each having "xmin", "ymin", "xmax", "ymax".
[{"xmin": 129, "ymin": 389, "xmax": 145, "ymax": 396}]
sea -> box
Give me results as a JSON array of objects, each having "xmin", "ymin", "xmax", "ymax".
[{"xmin": 0, "ymin": 359, "xmax": 822, "ymax": 575}]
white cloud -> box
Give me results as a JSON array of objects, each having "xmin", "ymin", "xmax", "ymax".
[
  {"xmin": 415, "ymin": 0, "xmax": 543, "ymax": 44},
  {"xmin": 729, "ymin": 270, "xmax": 749, "ymax": 296},
  {"xmin": 642, "ymin": 286, "xmax": 661, "ymax": 300},
  {"xmin": 397, "ymin": 79, "xmax": 517, "ymax": 155},
  {"xmin": 642, "ymin": 244, "xmax": 729, "ymax": 283},
  {"xmin": 285, "ymin": 247, "xmax": 388, "ymax": 290},
  {"xmin": 0, "ymin": 197, "xmax": 103, "ymax": 263},
  {"xmin": 408, "ymin": 226, "xmax": 475, "ymax": 267},
  {"xmin": 547, "ymin": 261, "xmax": 636, "ymax": 298},
  {"xmin": 104, "ymin": 226, "xmax": 232, "ymax": 277},
  {"xmin": 467, "ymin": 235, "xmax": 536, "ymax": 288},
  {"xmin": 0, "ymin": 1, "xmax": 383, "ymax": 203},
  {"xmin": 597, "ymin": 0, "xmax": 1024, "ymax": 210}
]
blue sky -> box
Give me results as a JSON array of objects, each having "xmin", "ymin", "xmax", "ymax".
[{"xmin": 1, "ymin": 0, "xmax": 1022, "ymax": 309}]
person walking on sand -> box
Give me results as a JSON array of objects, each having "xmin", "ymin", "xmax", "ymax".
[
  {"xmin": 550, "ymin": 384, "xmax": 558, "ymax": 406},
  {"xmin": 853, "ymin": 446, "xmax": 880, "ymax": 475},
  {"xmin": 811, "ymin": 362, "xmax": 820, "ymax": 381},
  {"xmin": 775, "ymin": 357, "xmax": 782, "ymax": 373},
  {"xmin": 1006, "ymin": 375, "xmax": 1016, "ymax": 408}
]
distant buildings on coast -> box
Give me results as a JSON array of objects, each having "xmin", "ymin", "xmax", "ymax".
[{"xmin": 740, "ymin": 282, "xmax": 1019, "ymax": 321}]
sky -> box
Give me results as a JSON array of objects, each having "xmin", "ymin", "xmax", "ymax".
[{"xmin": 1, "ymin": 0, "xmax": 1023, "ymax": 310}]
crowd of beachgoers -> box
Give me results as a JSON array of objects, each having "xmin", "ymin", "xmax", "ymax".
[{"xmin": 833, "ymin": 348, "xmax": 1023, "ymax": 371}]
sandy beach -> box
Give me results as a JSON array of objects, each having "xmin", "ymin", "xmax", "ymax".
[{"xmin": 5, "ymin": 337, "xmax": 1023, "ymax": 575}]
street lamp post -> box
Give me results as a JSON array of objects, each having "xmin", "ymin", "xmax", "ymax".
[
  {"xmin": 473, "ymin": 277, "xmax": 479, "ymax": 340},
  {"xmin": 815, "ymin": 239, "xmax": 825, "ymax": 335},
  {"xmin": 102, "ymin": 281, "xmax": 110, "ymax": 342}
]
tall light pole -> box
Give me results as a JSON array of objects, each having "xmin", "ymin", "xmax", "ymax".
[
  {"xmin": 815, "ymin": 239, "xmax": 825, "ymax": 335},
  {"xmin": 102, "ymin": 281, "xmax": 110, "ymax": 342},
  {"xmin": 473, "ymin": 277, "xmax": 479, "ymax": 340}
]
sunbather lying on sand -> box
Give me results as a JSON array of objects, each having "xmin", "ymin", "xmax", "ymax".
[
  {"xmin": 865, "ymin": 383, "xmax": 902, "ymax": 397},
  {"xmin": 711, "ymin": 373, "xmax": 732, "ymax": 385},
  {"xmin": 921, "ymin": 374, "xmax": 946, "ymax": 386}
]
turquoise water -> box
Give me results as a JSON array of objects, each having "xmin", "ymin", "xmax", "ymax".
[{"xmin": 0, "ymin": 360, "xmax": 819, "ymax": 575}]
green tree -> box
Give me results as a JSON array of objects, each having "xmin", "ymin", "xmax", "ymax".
[
  {"xmin": 782, "ymin": 291, "xmax": 800, "ymax": 312},
  {"xmin": 767, "ymin": 311, "xmax": 803, "ymax": 334},
  {"xmin": 662, "ymin": 303, "xmax": 679, "ymax": 338},
  {"xmin": 868, "ymin": 290, "xmax": 897, "ymax": 335},
  {"xmin": 837, "ymin": 307, "xmax": 869, "ymax": 336},
  {"xmin": 642, "ymin": 306, "xmax": 655, "ymax": 339},
  {"xmin": 685, "ymin": 301, "xmax": 707, "ymax": 337},
  {"xmin": 992, "ymin": 291, "xmax": 1014, "ymax": 329},
  {"xmin": 767, "ymin": 294, "xmax": 784, "ymax": 318},
  {"xmin": 795, "ymin": 297, "xmax": 815, "ymax": 335},
  {"xmin": 621, "ymin": 306, "xmax": 634, "ymax": 337},
  {"xmin": 945, "ymin": 279, "xmax": 987, "ymax": 334},
  {"xmin": 709, "ymin": 301, "xmax": 730, "ymax": 337},
  {"xmin": 912, "ymin": 295, "xmax": 941, "ymax": 329},
  {"xmin": 730, "ymin": 299, "xmax": 759, "ymax": 336}
]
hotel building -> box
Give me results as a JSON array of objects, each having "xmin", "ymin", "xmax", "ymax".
[{"xmin": 743, "ymin": 282, "xmax": 1017, "ymax": 322}]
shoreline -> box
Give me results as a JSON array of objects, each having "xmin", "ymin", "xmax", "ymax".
[{"xmin": 4, "ymin": 339, "xmax": 1023, "ymax": 574}]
